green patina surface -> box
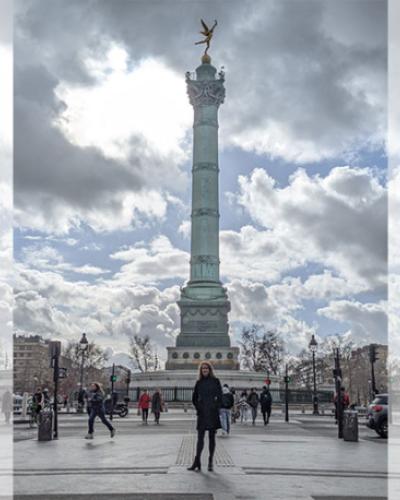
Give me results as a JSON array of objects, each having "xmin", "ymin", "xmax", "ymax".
[{"xmin": 175, "ymin": 59, "xmax": 232, "ymax": 350}]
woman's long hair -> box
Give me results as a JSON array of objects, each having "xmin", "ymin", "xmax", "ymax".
[
  {"xmin": 198, "ymin": 361, "xmax": 215, "ymax": 380},
  {"xmin": 92, "ymin": 382, "xmax": 104, "ymax": 394}
]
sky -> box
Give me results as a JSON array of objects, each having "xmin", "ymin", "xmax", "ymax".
[
  {"xmin": 0, "ymin": 0, "xmax": 13, "ymax": 368},
  {"xmin": 13, "ymin": 0, "xmax": 388, "ymax": 368}
]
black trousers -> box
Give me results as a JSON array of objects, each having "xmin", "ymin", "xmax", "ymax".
[
  {"xmin": 261, "ymin": 407, "xmax": 271, "ymax": 423},
  {"xmin": 195, "ymin": 429, "xmax": 216, "ymax": 462},
  {"xmin": 88, "ymin": 407, "xmax": 113, "ymax": 434},
  {"xmin": 142, "ymin": 408, "xmax": 149, "ymax": 422}
]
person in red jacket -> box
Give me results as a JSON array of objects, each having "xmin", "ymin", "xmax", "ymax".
[{"xmin": 138, "ymin": 389, "xmax": 151, "ymax": 425}]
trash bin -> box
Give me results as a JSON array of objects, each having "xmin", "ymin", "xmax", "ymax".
[
  {"xmin": 343, "ymin": 410, "xmax": 358, "ymax": 442},
  {"xmin": 38, "ymin": 410, "xmax": 53, "ymax": 441}
]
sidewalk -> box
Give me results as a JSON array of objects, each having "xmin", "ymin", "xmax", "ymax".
[{"xmin": 11, "ymin": 413, "xmax": 389, "ymax": 500}]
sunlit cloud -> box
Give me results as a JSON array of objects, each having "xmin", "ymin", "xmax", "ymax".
[{"xmin": 55, "ymin": 46, "xmax": 192, "ymax": 162}]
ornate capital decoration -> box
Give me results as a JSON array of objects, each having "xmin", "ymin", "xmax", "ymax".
[{"xmin": 186, "ymin": 77, "xmax": 225, "ymax": 107}]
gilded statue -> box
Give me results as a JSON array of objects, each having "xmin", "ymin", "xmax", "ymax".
[{"xmin": 195, "ymin": 19, "xmax": 218, "ymax": 56}]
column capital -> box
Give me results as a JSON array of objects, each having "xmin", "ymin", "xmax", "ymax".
[{"xmin": 186, "ymin": 68, "xmax": 225, "ymax": 108}]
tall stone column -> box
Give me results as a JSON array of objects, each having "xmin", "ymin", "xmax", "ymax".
[{"xmin": 166, "ymin": 55, "xmax": 239, "ymax": 371}]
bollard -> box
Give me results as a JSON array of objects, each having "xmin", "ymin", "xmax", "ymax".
[
  {"xmin": 183, "ymin": 403, "xmax": 188, "ymax": 413},
  {"xmin": 38, "ymin": 410, "xmax": 53, "ymax": 441},
  {"xmin": 301, "ymin": 405, "xmax": 305, "ymax": 414},
  {"xmin": 343, "ymin": 410, "xmax": 358, "ymax": 442}
]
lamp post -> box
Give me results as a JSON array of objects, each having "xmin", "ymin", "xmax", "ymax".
[
  {"xmin": 79, "ymin": 333, "xmax": 89, "ymax": 387},
  {"xmin": 309, "ymin": 334, "xmax": 319, "ymax": 416},
  {"xmin": 78, "ymin": 333, "xmax": 88, "ymax": 413}
]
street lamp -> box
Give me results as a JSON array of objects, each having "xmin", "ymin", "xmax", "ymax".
[
  {"xmin": 79, "ymin": 333, "xmax": 89, "ymax": 388},
  {"xmin": 309, "ymin": 334, "xmax": 319, "ymax": 416}
]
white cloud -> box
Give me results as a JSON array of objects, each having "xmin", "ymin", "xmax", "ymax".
[
  {"xmin": 111, "ymin": 235, "xmax": 189, "ymax": 285},
  {"xmin": 317, "ymin": 300, "xmax": 387, "ymax": 344},
  {"xmin": 236, "ymin": 166, "xmax": 387, "ymax": 289},
  {"xmin": 56, "ymin": 53, "xmax": 192, "ymax": 162},
  {"xmin": 21, "ymin": 245, "xmax": 109, "ymax": 275},
  {"xmin": 14, "ymin": 264, "xmax": 181, "ymax": 359},
  {"xmin": 178, "ymin": 220, "xmax": 191, "ymax": 239}
]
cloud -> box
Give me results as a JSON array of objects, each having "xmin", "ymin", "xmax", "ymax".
[
  {"xmin": 21, "ymin": 245, "xmax": 109, "ymax": 275},
  {"xmin": 317, "ymin": 299, "xmax": 387, "ymax": 344},
  {"xmin": 111, "ymin": 235, "xmax": 189, "ymax": 285},
  {"xmin": 14, "ymin": 263, "xmax": 181, "ymax": 357},
  {"xmin": 236, "ymin": 166, "xmax": 387, "ymax": 289}
]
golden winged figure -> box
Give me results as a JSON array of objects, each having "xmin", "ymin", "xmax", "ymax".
[{"xmin": 195, "ymin": 19, "xmax": 218, "ymax": 55}]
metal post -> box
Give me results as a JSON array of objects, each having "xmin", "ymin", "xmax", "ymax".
[
  {"xmin": 371, "ymin": 357, "xmax": 377, "ymax": 397},
  {"xmin": 53, "ymin": 352, "xmax": 59, "ymax": 439},
  {"xmin": 50, "ymin": 341, "xmax": 61, "ymax": 440},
  {"xmin": 126, "ymin": 369, "xmax": 131, "ymax": 398},
  {"xmin": 80, "ymin": 350, "xmax": 85, "ymax": 387},
  {"xmin": 110, "ymin": 363, "xmax": 115, "ymax": 421},
  {"xmin": 285, "ymin": 364, "xmax": 289, "ymax": 423},
  {"xmin": 334, "ymin": 348, "xmax": 343, "ymax": 439},
  {"xmin": 312, "ymin": 350, "xmax": 319, "ymax": 415}
]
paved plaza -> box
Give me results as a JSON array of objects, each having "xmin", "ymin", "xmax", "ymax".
[{"xmin": 9, "ymin": 410, "xmax": 391, "ymax": 500}]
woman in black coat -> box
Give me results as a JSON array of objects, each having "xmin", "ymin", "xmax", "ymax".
[{"xmin": 188, "ymin": 361, "xmax": 222, "ymax": 472}]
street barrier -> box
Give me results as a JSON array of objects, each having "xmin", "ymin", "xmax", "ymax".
[
  {"xmin": 343, "ymin": 410, "xmax": 359, "ymax": 442},
  {"xmin": 38, "ymin": 410, "xmax": 53, "ymax": 441}
]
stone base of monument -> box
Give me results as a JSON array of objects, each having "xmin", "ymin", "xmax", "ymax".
[
  {"xmin": 165, "ymin": 346, "xmax": 240, "ymax": 371},
  {"xmin": 130, "ymin": 367, "xmax": 279, "ymax": 391}
]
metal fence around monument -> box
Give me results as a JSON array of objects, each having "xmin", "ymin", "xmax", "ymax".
[{"xmin": 119, "ymin": 387, "xmax": 334, "ymax": 405}]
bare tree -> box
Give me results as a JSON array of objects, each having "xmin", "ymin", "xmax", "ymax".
[
  {"xmin": 62, "ymin": 340, "xmax": 109, "ymax": 393},
  {"xmin": 63, "ymin": 341, "xmax": 109, "ymax": 370},
  {"xmin": 239, "ymin": 324, "xmax": 284, "ymax": 374},
  {"xmin": 128, "ymin": 334, "xmax": 159, "ymax": 372}
]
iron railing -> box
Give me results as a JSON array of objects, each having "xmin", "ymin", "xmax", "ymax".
[{"xmin": 114, "ymin": 387, "xmax": 334, "ymax": 405}]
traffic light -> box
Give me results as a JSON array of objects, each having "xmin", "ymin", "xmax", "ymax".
[
  {"xmin": 264, "ymin": 378, "xmax": 271, "ymax": 386},
  {"xmin": 284, "ymin": 376, "xmax": 291, "ymax": 384},
  {"xmin": 369, "ymin": 344, "xmax": 378, "ymax": 363},
  {"xmin": 110, "ymin": 375, "xmax": 117, "ymax": 382},
  {"xmin": 58, "ymin": 368, "xmax": 68, "ymax": 379}
]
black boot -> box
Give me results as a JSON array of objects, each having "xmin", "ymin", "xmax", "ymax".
[
  {"xmin": 187, "ymin": 457, "xmax": 201, "ymax": 471},
  {"xmin": 208, "ymin": 458, "xmax": 213, "ymax": 471}
]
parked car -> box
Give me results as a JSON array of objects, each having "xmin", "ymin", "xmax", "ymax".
[{"xmin": 366, "ymin": 393, "xmax": 388, "ymax": 438}]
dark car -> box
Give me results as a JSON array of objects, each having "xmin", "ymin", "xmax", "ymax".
[{"xmin": 366, "ymin": 393, "xmax": 388, "ymax": 438}]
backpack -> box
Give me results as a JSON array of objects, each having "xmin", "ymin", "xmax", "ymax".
[{"xmin": 221, "ymin": 392, "xmax": 233, "ymax": 409}]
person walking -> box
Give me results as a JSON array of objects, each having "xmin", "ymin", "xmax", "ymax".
[
  {"xmin": 1, "ymin": 390, "xmax": 12, "ymax": 424},
  {"xmin": 219, "ymin": 384, "xmax": 234, "ymax": 435},
  {"xmin": 32, "ymin": 387, "xmax": 45, "ymax": 422},
  {"xmin": 230, "ymin": 388, "xmax": 239, "ymax": 423},
  {"xmin": 151, "ymin": 388, "xmax": 164, "ymax": 424},
  {"xmin": 139, "ymin": 389, "xmax": 151, "ymax": 425},
  {"xmin": 188, "ymin": 361, "xmax": 222, "ymax": 472},
  {"xmin": 334, "ymin": 387, "xmax": 350, "ymax": 424},
  {"xmin": 260, "ymin": 386, "xmax": 273, "ymax": 425},
  {"xmin": 247, "ymin": 388, "xmax": 259, "ymax": 425},
  {"xmin": 238, "ymin": 390, "xmax": 250, "ymax": 424},
  {"xmin": 85, "ymin": 382, "xmax": 115, "ymax": 439}
]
